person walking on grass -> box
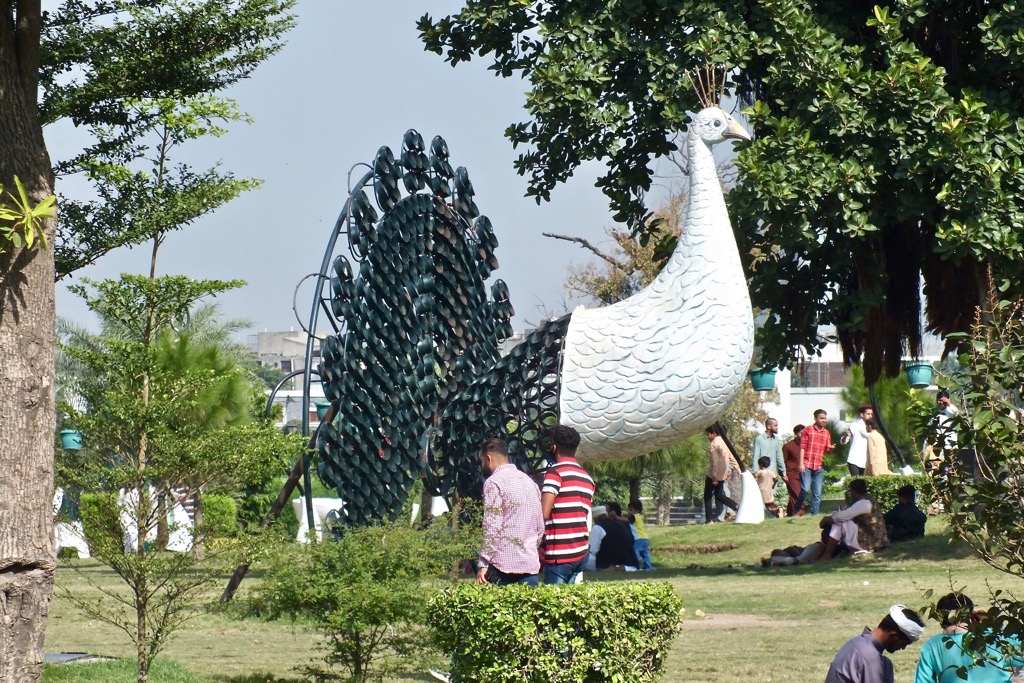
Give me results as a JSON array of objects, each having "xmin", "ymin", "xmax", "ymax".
[
  {"xmin": 825, "ymin": 604, "xmax": 925, "ymax": 683},
  {"xmin": 703, "ymin": 424, "xmax": 738, "ymax": 524},
  {"xmin": 475, "ymin": 438, "xmax": 545, "ymax": 587},
  {"xmin": 800, "ymin": 409, "xmax": 835, "ymax": 515},
  {"xmin": 540, "ymin": 425, "xmax": 595, "ymax": 584}
]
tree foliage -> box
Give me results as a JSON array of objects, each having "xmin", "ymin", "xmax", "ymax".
[
  {"xmin": 40, "ymin": 0, "xmax": 295, "ymax": 277},
  {"xmin": 910, "ymin": 294, "xmax": 1024, "ymax": 670},
  {"xmin": 419, "ymin": 0, "xmax": 1024, "ymax": 383},
  {"xmin": 2, "ymin": 1, "xmax": 293, "ymax": 678}
]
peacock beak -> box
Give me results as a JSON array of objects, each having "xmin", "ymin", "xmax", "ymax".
[{"xmin": 723, "ymin": 117, "xmax": 751, "ymax": 141}]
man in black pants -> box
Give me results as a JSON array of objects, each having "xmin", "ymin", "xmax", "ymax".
[{"xmin": 704, "ymin": 425, "xmax": 738, "ymax": 524}]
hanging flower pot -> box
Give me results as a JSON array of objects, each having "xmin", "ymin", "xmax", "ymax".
[
  {"xmin": 749, "ymin": 368, "xmax": 777, "ymax": 392},
  {"xmin": 59, "ymin": 429, "xmax": 83, "ymax": 451},
  {"xmin": 904, "ymin": 361, "xmax": 934, "ymax": 389},
  {"xmin": 315, "ymin": 401, "xmax": 333, "ymax": 421}
]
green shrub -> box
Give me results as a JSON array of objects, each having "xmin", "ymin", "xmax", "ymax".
[
  {"xmin": 845, "ymin": 475, "xmax": 934, "ymax": 512},
  {"xmin": 199, "ymin": 495, "xmax": 237, "ymax": 538},
  {"xmin": 428, "ymin": 582, "xmax": 683, "ymax": 683},
  {"xmin": 57, "ymin": 546, "xmax": 79, "ymax": 560},
  {"xmin": 252, "ymin": 516, "xmax": 478, "ymax": 683},
  {"xmin": 78, "ymin": 492, "xmax": 125, "ymax": 556}
]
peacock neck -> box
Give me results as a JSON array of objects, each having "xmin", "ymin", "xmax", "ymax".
[{"xmin": 648, "ymin": 129, "xmax": 739, "ymax": 292}]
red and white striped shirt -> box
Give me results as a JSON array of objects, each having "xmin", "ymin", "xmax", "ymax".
[
  {"xmin": 479, "ymin": 464, "xmax": 545, "ymax": 574},
  {"xmin": 542, "ymin": 459, "xmax": 595, "ymax": 565}
]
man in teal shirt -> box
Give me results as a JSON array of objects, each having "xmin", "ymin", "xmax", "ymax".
[
  {"xmin": 752, "ymin": 418, "xmax": 786, "ymax": 483},
  {"xmin": 915, "ymin": 593, "xmax": 1023, "ymax": 682}
]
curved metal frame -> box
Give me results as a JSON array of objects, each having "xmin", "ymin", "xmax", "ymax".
[{"xmin": 288, "ymin": 169, "xmax": 374, "ymax": 532}]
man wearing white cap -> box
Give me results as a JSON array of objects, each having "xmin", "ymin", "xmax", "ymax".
[{"xmin": 824, "ymin": 604, "xmax": 925, "ymax": 683}]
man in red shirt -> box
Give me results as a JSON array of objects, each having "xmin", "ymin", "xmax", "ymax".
[
  {"xmin": 799, "ymin": 409, "xmax": 834, "ymax": 515},
  {"xmin": 540, "ymin": 425, "xmax": 595, "ymax": 584},
  {"xmin": 476, "ymin": 438, "xmax": 545, "ymax": 586},
  {"xmin": 782, "ymin": 424, "xmax": 804, "ymax": 517}
]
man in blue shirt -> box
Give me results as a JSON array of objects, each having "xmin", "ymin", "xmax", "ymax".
[{"xmin": 752, "ymin": 417, "xmax": 786, "ymax": 482}]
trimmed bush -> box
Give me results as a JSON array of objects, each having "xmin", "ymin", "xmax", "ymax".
[
  {"xmin": 428, "ymin": 582, "xmax": 683, "ymax": 683},
  {"xmin": 845, "ymin": 475, "xmax": 934, "ymax": 511},
  {"xmin": 199, "ymin": 494, "xmax": 238, "ymax": 538},
  {"xmin": 57, "ymin": 546, "xmax": 79, "ymax": 560}
]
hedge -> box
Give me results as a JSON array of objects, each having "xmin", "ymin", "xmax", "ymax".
[
  {"xmin": 200, "ymin": 494, "xmax": 238, "ymax": 538},
  {"xmin": 843, "ymin": 475, "xmax": 935, "ymax": 512},
  {"xmin": 428, "ymin": 582, "xmax": 683, "ymax": 683}
]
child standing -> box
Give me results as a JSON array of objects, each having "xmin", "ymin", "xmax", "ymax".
[
  {"xmin": 753, "ymin": 456, "xmax": 781, "ymax": 517},
  {"xmin": 627, "ymin": 499, "xmax": 654, "ymax": 570}
]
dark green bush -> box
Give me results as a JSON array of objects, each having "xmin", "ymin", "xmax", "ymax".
[
  {"xmin": 428, "ymin": 582, "xmax": 683, "ymax": 683},
  {"xmin": 845, "ymin": 475, "xmax": 934, "ymax": 512},
  {"xmin": 57, "ymin": 546, "xmax": 79, "ymax": 560},
  {"xmin": 199, "ymin": 494, "xmax": 238, "ymax": 538},
  {"xmin": 78, "ymin": 492, "xmax": 124, "ymax": 556}
]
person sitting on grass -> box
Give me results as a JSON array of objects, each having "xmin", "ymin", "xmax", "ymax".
[
  {"xmin": 753, "ymin": 456, "xmax": 781, "ymax": 518},
  {"xmin": 915, "ymin": 592, "xmax": 1024, "ymax": 683},
  {"xmin": 806, "ymin": 478, "xmax": 889, "ymax": 563},
  {"xmin": 627, "ymin": 499, "xmax": 654, "ymax": 570},
  {"xmin": 825, "ymin": 604, "xmax": 925, "ymax": 683},
  {"xmin": 884, "ymin": 485, "xmax": 927, "ymax": 543},
  {"xmin": 597, "ymin": 502, "xmax": 639, "ymax": 571}
]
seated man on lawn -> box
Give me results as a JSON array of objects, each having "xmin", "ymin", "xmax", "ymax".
[
  {"xmin": 884, "ymin": 485, "xmax": 927, "ymax": 543},
  {"xmin": 594, "ymin": 502, "xmax": 638, "ymax": 571},
  {"xmin": 806, "ymin": 479, "xmax": 889, "ymax": 563}
]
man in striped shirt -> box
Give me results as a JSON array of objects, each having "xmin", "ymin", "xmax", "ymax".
[
  {"xmin": 541, "ymin": 425, "xmax": 595, "ymax": 584},
  {"xmin": 476, "ymin": 438, "xmax": 545, "ymax": 586}
]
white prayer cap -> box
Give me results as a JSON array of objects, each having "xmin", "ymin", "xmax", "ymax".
[
  {"xmin": 889, "ymin": 604, "xmax": 925, "ymax": 642},
  {"xmin": 591, "ymin": 505, "xmax": 608, "ymax": 519}
]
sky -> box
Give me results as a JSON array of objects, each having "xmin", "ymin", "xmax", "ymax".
[{"xmin": 49, "ymin": 1, "xmax": 689, "ymax": 339}]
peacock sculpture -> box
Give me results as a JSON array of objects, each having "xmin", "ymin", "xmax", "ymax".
[{"xmin": 316, "ymin": 96, "xmax": 753, "ymax": 524}]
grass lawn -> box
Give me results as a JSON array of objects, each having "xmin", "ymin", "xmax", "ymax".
[{"xmin": 44, "ymin": 514, "xmax": 1019, "ymax": 682}]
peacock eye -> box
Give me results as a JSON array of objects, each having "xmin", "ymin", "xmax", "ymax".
[{"xmin": 712, "ymin": 120, "xmax": 722, "ymax": 127}]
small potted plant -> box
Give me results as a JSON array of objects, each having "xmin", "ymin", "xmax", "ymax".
[{"xmin": 903, "ymin": 361, "xmax": 934, "ymax": 389}]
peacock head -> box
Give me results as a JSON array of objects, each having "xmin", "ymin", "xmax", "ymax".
[{"xmin": 689, "ymin": 107, "xmax": 750, "ymax": 146}]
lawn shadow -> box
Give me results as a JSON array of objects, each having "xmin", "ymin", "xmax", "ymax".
[{"xmin": 214, "ymin": 675, "xmax": 302, "ymax": 683}]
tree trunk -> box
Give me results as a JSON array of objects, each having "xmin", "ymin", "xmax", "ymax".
[
  {"xmin": 0, "ymin": 14, "xmax": 58, "ymax": 682},
  {"xmin": 628, "ymin": 478, "xmax": 641, "ymax": 504},
  {"xmin": 192, "ymin": 487, "xmax": 204, "ymax": 560}
]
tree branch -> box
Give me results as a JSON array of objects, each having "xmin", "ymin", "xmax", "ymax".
[{"xmin": 542, "ymin": 232, "xmax": 627, "ymax": 270}]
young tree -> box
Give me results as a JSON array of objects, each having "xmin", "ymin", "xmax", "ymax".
[
  {"xmin": 0, "ymin": 3, "xmax": 292, "ymax": 677},
  {"xmin": 419, "ymin": 1, "xmax": 1024, "ymax": 384},
  {"xmin": 59, "ymin": 278, "xmax": 300, "ymax": 683}
]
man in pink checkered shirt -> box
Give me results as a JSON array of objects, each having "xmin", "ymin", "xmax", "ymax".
[{"xmin": 475, "ymin": 438, "xmax": 545, "ymax": 586}]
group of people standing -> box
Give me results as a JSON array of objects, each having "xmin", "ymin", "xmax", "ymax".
[
  {"xmin": 475, "ymin": 425, "xmax": 595, "ymax": 587},
  {"xmin": 476, "ymin": 424, "xmax": 657, "ymax": 588},
  {"xmin": 705, "ymin": 405, "xmax": 896, "ymax": 523}
]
